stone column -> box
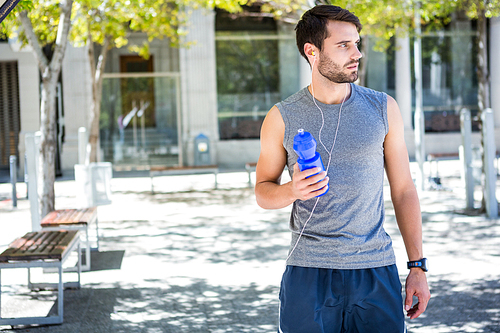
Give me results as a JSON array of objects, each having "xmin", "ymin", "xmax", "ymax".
[
  {"xmin": 395, "ymin": 34, "xmax": 415, "ymax": 158},
  {"xmin": 179, "ymin": 8, "xmax": 218, "ymax": 166},
  {"xmin": 395, "ymin": 35, "xmax": 413, "ymax": 131},
  {"xmin": 61, "ymin": 44, "xmax": 92, "ymax": 170},
  {"xmin": 490, "ymin": 17, "xmax": 500, "ymax": 127}
]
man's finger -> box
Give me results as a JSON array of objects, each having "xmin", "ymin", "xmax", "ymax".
[
  {"xmin": 407, "ymin": 294, "xmax": 430, "ymax": 319},
  {"xmin": 404, "ymin": 290, "xmax": 413, "ymax": 312},
  {"xmin": 407, "ymin": 303, "xmax": 423, "ymax": 319}
]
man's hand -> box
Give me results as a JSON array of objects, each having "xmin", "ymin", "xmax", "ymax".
[
  {"xmin": 291, "ymin": 163, "xmax": 329, "ymax": 201},
  {"xmin": 405, "ymin": 268, "xmax": 431, "ymax": 319}
]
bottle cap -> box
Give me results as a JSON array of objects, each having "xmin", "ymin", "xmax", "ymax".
[{"xmin": 293, "ymin": 129, "xmax": 317, "ymax": 160}]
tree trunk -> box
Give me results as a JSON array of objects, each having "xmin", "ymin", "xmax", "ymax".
[
  {"xmin": 476, "ymin": 12, "xmax": 490, "ymax": 213},
  {"xmin": 358, "ymin": 37, "xmax": 369, "ymax": 87},
  {"xmin": 19, "ymin": 0, "xmax": 74, "ymax": 217},
  {"xmin": 39, "ymin": 74, "xmax": 58, "ymax": 216},
  {"xmin": 477, "ymin": 13, "xmax": 490, "ymax": 111},
  {"xmin": 88, "ymin": 34, "xmax": 110, "ymax": 163}
]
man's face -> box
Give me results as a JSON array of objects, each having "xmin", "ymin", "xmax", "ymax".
[{"xmin": 316, "ymin": 20, "xmax": 362, "ymax": 84}]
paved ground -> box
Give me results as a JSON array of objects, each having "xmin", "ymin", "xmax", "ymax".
[{"xmin": 0, "ymin": 160, "xmax": 499, "ymax": 332}]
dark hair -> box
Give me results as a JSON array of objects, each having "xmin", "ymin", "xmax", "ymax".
[{"xmin": 295, "ymin": 5, "xmax": 362, "ymax": 62}]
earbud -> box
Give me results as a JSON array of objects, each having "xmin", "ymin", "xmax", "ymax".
[{"xmin": 312, "ymin": 51, "xmax": 315, "ymax": 56}]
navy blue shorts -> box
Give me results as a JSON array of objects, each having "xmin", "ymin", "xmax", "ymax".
[{"xmin": 278, "ymin": 265, "xmax": 405, "ymax": 333}]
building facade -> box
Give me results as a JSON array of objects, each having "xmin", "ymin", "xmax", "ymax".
[{"xmin": 2, "ymin": 9, "xmax": 500, "ymax": 175}]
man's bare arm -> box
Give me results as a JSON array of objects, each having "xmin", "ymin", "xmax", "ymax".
[
  {"xmin": 384, "ymin": 96, "xmax": 431, "ymax": 319},
  {"xmin": 255, "ymin": 106, "xmax": 328, "ymax": 209}
]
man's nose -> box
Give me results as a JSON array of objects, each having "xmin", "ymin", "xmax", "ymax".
[{"xmin": 352, "ymin": 46, "xmax": 362, "ymax": 60}]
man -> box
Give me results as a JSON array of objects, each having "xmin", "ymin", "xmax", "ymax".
[{"xmin": 255, "ymin": 5, "xmax": 431, "ymax": 333}]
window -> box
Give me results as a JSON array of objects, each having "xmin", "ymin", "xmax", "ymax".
[
  {"xmin": 371, "ymin": 17, "xmax": 480, "ymax": 133},
  {"xmin": 215, "ymin": 7, "xmax": 299, "ymax": 140},
  {"xmin": 119, "ymin": 55, "xmax": 156, "ymax": 127},
  {"xmin": 0, "ymin": 61, "xmax": 20, "ymax": 169},
  {"xmin": 100, "ymin": 54, "xmax": 181, "ymax": 168},
  {"xmin": 413, "ymin": 26, "xmax": 479, "ymax": 132}
]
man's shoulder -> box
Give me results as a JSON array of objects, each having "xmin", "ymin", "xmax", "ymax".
[
  {"xmin": 354, "ymin": 84, "xmax": 388, "ymax": 109},
  {"xmin": 279, "ymin": 87, "xmax": 309, "ymax": 106},
  {"xmin": 354, "ymin": 84, "xmax": 386, "ymax": 99}
]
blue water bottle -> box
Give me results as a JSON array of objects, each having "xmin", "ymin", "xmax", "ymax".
[{"xmin": 293, "ymin": 129, "xmax": 329, "ymax": 196}]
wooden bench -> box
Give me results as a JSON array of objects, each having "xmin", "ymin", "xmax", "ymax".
[
  {"xmin": 428, "ymin": 150, "xmax": 500, "ymax": 175},
  {"xmin": 149, "ymin": 165, "xmax": 219, "ymax": 194},
  {"xmin": 245, "ymin": 162, "xmax": 257, "ymax": 187},
  {"xmin": 0, "ymin": 230, "xmax": 81, "ymax": 326},
  {"xmin": 427, "ymin": 153, "xmax": 459, "ymax": 179},
  {"xmin": 41, "ymin": 207, "xmax": 98, "ymax": 272}
]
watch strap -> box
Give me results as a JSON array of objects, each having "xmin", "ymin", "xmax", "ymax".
[{"xmin": 407, "ymin": 258, "xmax": 428, "ymax": 272}]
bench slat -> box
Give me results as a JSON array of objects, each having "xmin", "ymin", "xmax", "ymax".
[
  {"xmin": 29, "ymin": 231, "xmax": 60, "ymax": 254},
  {"xmin": 67, "ymin": 209, "xmax": 86, "ymax": 223},
  {"xmin": 57, "ymin": 209, "xmax": 76, "ymax": 224},
  {"xmin": 41, "ymin": 207, "xmax": 97, "ymax": 226},
  {"xmin": 40, "ymin": 210, "xmax": 59, "ymax": 224},
  {"xmin": 25, "ymin": 232, "xmax": 51, "ymax": 254},
  {"xmin": 81, "ymin": 208, "xmax": 97, "ymax": 222},
  {"xmin": 0, "ymin": 231, "xmax": 79, "ymax": 262}
]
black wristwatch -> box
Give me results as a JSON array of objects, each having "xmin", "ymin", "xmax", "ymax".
[{"xmin": 407, "ymin": 258, "xmax": 428, "ymax": 272}]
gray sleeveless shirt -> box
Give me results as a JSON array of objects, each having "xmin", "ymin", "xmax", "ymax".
[{"xmin": 276, "ymin": 83, "xmax": 396, "ymax": 269}]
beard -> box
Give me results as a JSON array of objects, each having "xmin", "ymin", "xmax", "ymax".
[{"xmin": 317, "ymin": 53, "xmax": 359, "ymax": 84}]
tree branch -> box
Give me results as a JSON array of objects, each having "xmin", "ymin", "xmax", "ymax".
[
  {"xmin": 50, "ymin": 0, "xmax": 74, "ymax": 74},
  {"xmin": 87, "ymin": 16, "xmax": 96, "ymax": 83},
  {"xmin": 95, "ymin": 35, "xmax": 110, "ymax": 84},
  {"xmin": 18, "ymin": 10, "xmax": 48, "ymax": 74}
]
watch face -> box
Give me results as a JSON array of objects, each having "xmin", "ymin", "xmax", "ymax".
[{"xmin": 422, "ymin": 258, "xmax": 428, "ymax": 271}]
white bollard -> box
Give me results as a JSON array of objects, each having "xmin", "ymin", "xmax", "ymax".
[
  {"xmin": 25, "ymin": 133, "xmax": 41, "ymax": 230},
  {"xmin": 78, "ymin": 127, "xmax": 88, "ymax": 165},
  {"xmin": 460, "ymin": 108, "xmax": 474, "ymax": 210},
  {"xmin": 481, "ymin": 108, "xmax": 498, "ymax": 218}
]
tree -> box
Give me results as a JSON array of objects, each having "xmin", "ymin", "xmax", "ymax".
[
  {"xmin": 459, "ymin": 0, "xmax": 500, "ymax": 112},
  {"xmin": 70, "ymin": 0, "xmax": 251, "ymax": 163},
  {"xmin": 1, "ymin": 0, "xmax": 75, "ymax": 217},
  {"xmin": 1, "ymin": 0, "xmax": 248, "ymax": 216},
  {"xmin": 455, "ymin": 0, "xmax": 500, "ymax": 212},
  {"xmin": 70, "ymin": 0, "xmax": 182, "ymax": 163}
]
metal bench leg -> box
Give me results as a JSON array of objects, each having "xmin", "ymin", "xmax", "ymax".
[
  {"xmin": 0, "ymin": 269, "xmax": 2, "ymax": 318},
  {"xmin": 95, "ymin": 217, "xmax": 100, "ymax": 250},
  {"xmin": 84, "ymin": 226, "xmax": 90, "ymax": 271},
  {"xmin": 58, "ymin": 264, "xmax": 63, "ymax": 323},
  {"xmin": 77, "ymin": 241, "xmax": 81, "ymax": 286},
  {"xmin": 151, "ymin": 175, "xmax": 155, "ymax": 194},
  {"xmin": 28, "ymin": 267, "xmax": 32, "ymax": 290}
]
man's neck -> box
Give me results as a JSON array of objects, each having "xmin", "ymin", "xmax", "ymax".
[{"xmin": 308, "ymin": 80, "xmax": 351, "ymax": 105}]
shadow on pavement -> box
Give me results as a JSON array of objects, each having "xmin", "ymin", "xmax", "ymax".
[
  {"xmin": 90, "ymin": 251, "xmax": 125, "ymax": 272},
  {"xmin": 407, "ymin": 278, "xmax": 500, "ymax": 333},
  {"xmin": 4, "ymin": 281, "xmax": 279, "ymax": 333},
  {"xmin": 1, "ymin": 181, "xmax": 499, "ymax": 333}
]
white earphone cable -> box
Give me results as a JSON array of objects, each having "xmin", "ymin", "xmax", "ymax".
[{"xmin": 286, "ymin": 55, "xmax": 348, "ymax": 262}]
